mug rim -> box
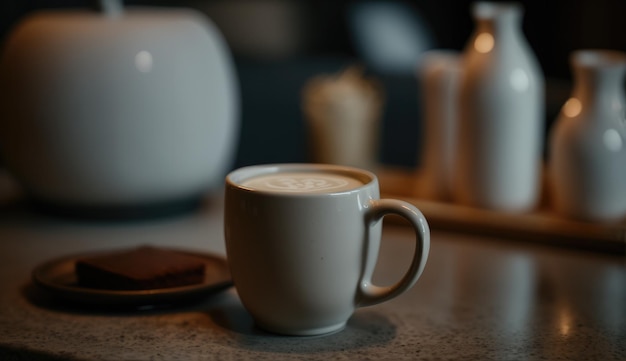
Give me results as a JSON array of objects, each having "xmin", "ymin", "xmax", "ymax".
[{"xmin": 226, "ymin": 163, "xmax": 377, "ymax": 197}]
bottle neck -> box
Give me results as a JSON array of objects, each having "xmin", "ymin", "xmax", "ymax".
[
  {"xmin": 473, "ymin": 2, "xmax": 523, "ymax": 38},
  {"xmin": 476, "ymin": 12, "xmax": 521, "ymax": 36},
  {"xmin": 469, "ymin": 3, "xmax": 526, "ymax": 57},
  {"xmin": 572, "ymin": 53, "xmax": 626, "ymax": 107}
]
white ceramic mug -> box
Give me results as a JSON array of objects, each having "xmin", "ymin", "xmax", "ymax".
[{"xmin": 224, "ymin": 163, "xmax": 430, "ymax": 336}]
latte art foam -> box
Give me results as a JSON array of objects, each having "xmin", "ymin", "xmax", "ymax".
[{"xmin": 241, "ymin": 172, "xmax": 364, "ymax": 193}]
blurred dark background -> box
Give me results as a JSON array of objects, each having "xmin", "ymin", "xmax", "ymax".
[{"xmin": 1, "ymin": 0, "xmax": 625, "ymax": 169}]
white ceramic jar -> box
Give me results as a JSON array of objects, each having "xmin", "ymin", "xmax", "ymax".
[
  {"xmin": 302, "ymin": 67, "xmax": 383, "ymax": 171},
  {"xmin": 549, "ymin": 50, "xmax": 626, "ymax": 222},
  {"xmin": 0, "ymin": 2, "xmax": 239, "ymax": 216},
  {"xmin": 417, "ymin": 50, "xmax": 462, "ymax": 201},
  {"xmin": 453, "ymin": 2, "xmax": 544, "ymax": 212}
]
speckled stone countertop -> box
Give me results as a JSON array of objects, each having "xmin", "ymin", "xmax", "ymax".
[{"xmin": 0, "ymin": 177, "xmax": 624, "ymax": 360}]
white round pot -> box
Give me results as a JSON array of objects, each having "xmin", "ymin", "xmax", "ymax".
[{"xmin": 0, "ymin": 3, "xmax": 239, "ymax": 215}]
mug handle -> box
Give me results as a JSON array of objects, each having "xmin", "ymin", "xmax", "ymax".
[{"xmin": 358, "ymin": 199, "xmax": 430, "ymax": 307}]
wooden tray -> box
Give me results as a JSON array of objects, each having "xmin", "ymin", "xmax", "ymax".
[{"xmin": 377, "ymin": 167, "xmax": 626, "ymax": 254}]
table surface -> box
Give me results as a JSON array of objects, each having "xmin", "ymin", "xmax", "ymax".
[{"xmin": 0, "ymin": 175, "xmax": 624, "ymax": 361}]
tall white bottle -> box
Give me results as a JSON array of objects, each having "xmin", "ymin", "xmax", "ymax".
[
  {"xmin": 453, "ymin": 2, "xmax": 544, "ymax": 212},
  {"xmin": 549, "ymin": 50, "xmax": 626, "ymax": 222}
]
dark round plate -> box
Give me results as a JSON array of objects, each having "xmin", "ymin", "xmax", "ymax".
[{"xmin": 32, "ymin": 248, "xmax": 233, "ymax": 308}]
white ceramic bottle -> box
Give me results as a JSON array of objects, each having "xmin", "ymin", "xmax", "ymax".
[
  {"xmin": 453, "ymin": 2, "xmax": 544, "ymax": 212},
  {"xmin": 549, "ymin": 50, "xmax": 626, "ymax": 222},
  {"xmin": 417, "ymin": 50, "xmax": 462, "ymax": 201}
]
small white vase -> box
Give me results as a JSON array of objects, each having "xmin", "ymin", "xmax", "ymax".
[
  {"xmin": 453, "ymin": 2, "xmax": 545, "ymax": 212},
  {"xmin": 417, "ymin": 50, "xmax": 462, "ymax": 201},
  {"xmin": 549, "ymin": 50, "xmax": 626, "ymax": 222}
]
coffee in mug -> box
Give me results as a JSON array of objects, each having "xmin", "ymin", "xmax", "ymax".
[
  {"xmin": 240, "ymin": 171, "xmax": 364, "ymax": 193},
  {"xmin": 224, "ymin": 163, "xmax": 430, "ymax": 336}
]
